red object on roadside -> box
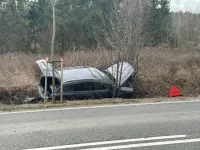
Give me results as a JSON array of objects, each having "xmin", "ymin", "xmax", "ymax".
[{"xmin": 170, "ymin": 86, "xmax": 182, "ymax": 97}]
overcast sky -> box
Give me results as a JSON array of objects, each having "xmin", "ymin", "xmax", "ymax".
[{"xmin": 171, "ymin": 0, "xmax": 200, "ymax": 13}]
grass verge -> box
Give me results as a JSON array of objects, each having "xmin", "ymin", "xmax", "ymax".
[{"xmin": 0, "ymin": 97, "xmax": 199, "ymax": 112}]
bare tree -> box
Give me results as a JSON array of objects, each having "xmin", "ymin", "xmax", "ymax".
[
  {"xmin": 50, "ymin": 0, "xmax": 58, "ymax": 61},
  {"xmin": 49, "ymin": 0, "xmax": 58, "ymax": 103},
  {"xmin": 94, "ymin": 0, "xmax": 147, "ymax": 97},
  {"xmin": 171, "ymin": 1, "xmax": 200, "ymax": 47}
]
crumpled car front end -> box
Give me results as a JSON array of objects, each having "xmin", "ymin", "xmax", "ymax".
[{"xmin": 105, "ymin": 62, "xmax": 134, "ymax": 97}]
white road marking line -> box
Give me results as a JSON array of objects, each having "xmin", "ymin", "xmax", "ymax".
[
  {"xmin": 1, "ymin": 99, "xmax": 200, "ymax": 115},
  {"xmin": 82, "ymin": 138, "xmax": 200, "ymax": 150},
  {"xmin": 24, "ymin": 135, "xmax": 186, "ymax": 150}
]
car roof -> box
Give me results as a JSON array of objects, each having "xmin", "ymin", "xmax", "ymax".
[{"xmin": 56, "ymin": 67, "xmax": 110, "ymax": 83}]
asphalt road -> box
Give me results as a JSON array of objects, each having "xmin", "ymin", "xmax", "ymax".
[{"xmin": 1, "ymin": 100, "xmax": 200, "ymax": 150}]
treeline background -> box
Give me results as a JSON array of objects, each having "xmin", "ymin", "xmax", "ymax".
[{"xmin": 0, "ymin": 0, "xmax": 200, "ymax": 54}]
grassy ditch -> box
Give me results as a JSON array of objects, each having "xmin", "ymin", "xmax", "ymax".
[{"xmin": 1, "ymin": 48, "xmax": 200, "ymax": 104}]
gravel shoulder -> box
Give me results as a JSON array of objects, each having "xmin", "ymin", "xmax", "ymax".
[{"xmin": 0, "ymin": 97, "xmax": 199, "ymax": 112}]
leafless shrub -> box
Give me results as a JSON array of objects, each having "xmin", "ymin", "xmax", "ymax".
[
  {"xmin": 135, "ymin": 48, "xmax": 200, "ymax": 98},
  {"xmin": 1, "ymin": 47, "xmax": 200, "ymax": 103},
  {"xmin": 92, "ymin": 0, "xmax": 148, "ymax": 97}
]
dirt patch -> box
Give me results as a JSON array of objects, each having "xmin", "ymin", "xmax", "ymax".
[
  {"xmin": 0, "ymin": 86, "xmax": 38, "ymax": 104},
  {"xmin": 0, "ymin": 87, "xmax": 10, "ymax": 103}
]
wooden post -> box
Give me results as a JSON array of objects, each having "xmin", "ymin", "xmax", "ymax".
[
  {"xmin": 44, "ymin": 57, "xmax": 48, "ymax": 104},
  {"xmin": 60, "ymin": 58, "xmax": 64, "ymax": 103},
  {"xmin": 52, "ymin": 62, "xmax": 56, "ymax": 104}
]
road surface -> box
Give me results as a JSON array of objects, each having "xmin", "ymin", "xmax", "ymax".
[{"xmin": 1, "ymin": 100, "xmax": 200, "ymax": 150}]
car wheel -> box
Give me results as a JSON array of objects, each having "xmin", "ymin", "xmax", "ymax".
[
  {"xmin": 69, "ymin": 96, "xmax": 78, "ymax": 101},
  {"xmin": 118, "ymin": 94, "xmax": 130, "ymax": 99},
  {"xmin": 96, "ymin": 94, "xmax": 103, "ymax": 99}
]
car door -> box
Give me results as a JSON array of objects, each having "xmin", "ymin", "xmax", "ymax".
[
  {"xmin": 61, "ymin": 82, "xmax": 94, "ymax": 100},
  {"xmin": 73, "ymin": 82, "xmax": 94, "ymax": 99},
  {"xmin": 92, "ymin": 82, "xmax": 112, "ymax": 98},
  {"xmin": 54, "ymin": 83, "xmax": 75, "ymax": 100}
]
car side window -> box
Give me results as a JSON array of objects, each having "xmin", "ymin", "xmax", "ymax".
[
  {"xmin": 63, "ymin": 84, "xmax": 74, "ymax": 91},
  {"xmin": 93, "ymin": 82, "xmax": 111, "ymax": 90},
  {"xmin": 73, "ymin": 82, "xmax": 93, "ymax": 91}
]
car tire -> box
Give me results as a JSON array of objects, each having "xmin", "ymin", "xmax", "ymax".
[
  {"xmin": 118, "ymin": 94, "xmax": 130, "ymax": 99},
  {"xmin": 69, "ymin": 96, "xmax": 78, "ymax": 101}
]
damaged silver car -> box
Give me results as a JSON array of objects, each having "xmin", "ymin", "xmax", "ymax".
[{"xmin": 36, "ymin": 60, "xmax": 134, "ymax": 100}]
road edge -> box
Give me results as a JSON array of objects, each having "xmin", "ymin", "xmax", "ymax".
[{"xmin": 0, "ymin": 98, "xmax": 200, "ymax": 114}]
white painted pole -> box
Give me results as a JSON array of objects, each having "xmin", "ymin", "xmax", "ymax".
[
  {"xmin": 60, "ymin": 58, "xmax": 64, "ymax": 103},
  {"xmin": 44, "ymin": 57, "xmax": 48, "ymax": 104}
]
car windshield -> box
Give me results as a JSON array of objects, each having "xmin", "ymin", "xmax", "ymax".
[{"xmin": 100, "ymin": 69, "xmax": 116, "ymax": 84}]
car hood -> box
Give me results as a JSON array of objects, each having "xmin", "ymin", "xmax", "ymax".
[{"xmin": 106, "ymin": 62, "xmax": 134, "ymax": 86}]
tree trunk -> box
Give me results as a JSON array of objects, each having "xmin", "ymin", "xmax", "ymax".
[
  {"xmin": 51, "ymin": 3, "xmax": 56, "ymax": 103},
  {"xmin": 51, "ymin": 5, "xmax": 56, "ymax": 61}
]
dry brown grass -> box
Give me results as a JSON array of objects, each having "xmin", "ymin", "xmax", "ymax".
[
  {"xmin": 135, "ymin": 48, "xmax": 200, "ymax": 98},
  {"xmin": 0, "ymin": 97, "xmax": 198, "ymax": 112},
  {"xmin": 1, "ymin": 48, "xmax": 200, "ymax": 104},
  {"xmin": 0, "ymin": 50, "xmax": 113, "ymax": 104}
]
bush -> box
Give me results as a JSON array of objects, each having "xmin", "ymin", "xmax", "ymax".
[{"xmin": 1, "ymin": 48, "xmax": 200, "ymax": 103}]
